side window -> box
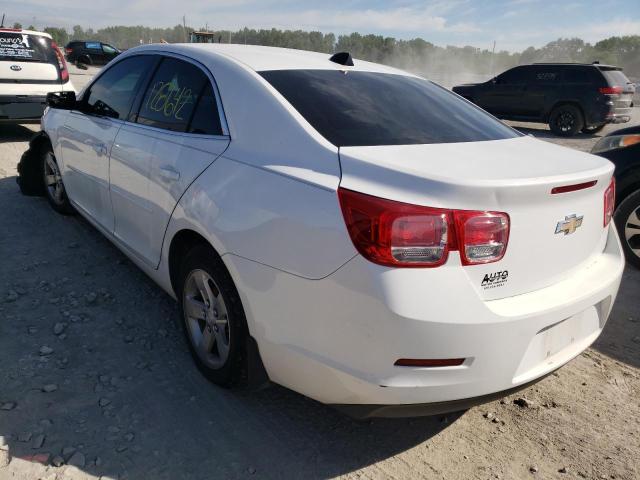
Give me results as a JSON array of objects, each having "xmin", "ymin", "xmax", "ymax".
[
  {"xmin": 85, "ymin": 42, "xmax": 101, "ymax": 50},
  {"xmin": 532, "ymin": 69, "xmax": 560, "ymax": 83},
  {"xmin": 85, "ymin": 55, "xmax": 155, "ymax": 120},
  {"xmin": 563, "ymin": 69, "xmax": 589, "ymax": 83},
  {"xmin": 102, "ymin": 44, "xmax": 117, "ymax": 54},
  {"xmin": 137, "ymin": 57, "xmax": 219, "ymax": 133},
  {"xmin": 496, "ymin": 67, "xmax": 528, "ymax": 84},
  {"xmin": 188, "ymin": 84, "xmax": 223, "ymax": 135}
]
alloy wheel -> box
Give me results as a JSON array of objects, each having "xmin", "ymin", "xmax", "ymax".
[
  {"xmin": 182, "ymin": 269, "xmax": 231, "ymax": 369},
  {"xmin": 44, "ymin": 153, "xmax": 65, "ymax": 205},
  {"xmin": 624, "ymin": 205, "xmax": 640, "ymax": 261},
  {"xmin": 557, "ymin": 111, "xmax": 575, "ymax": 133}
]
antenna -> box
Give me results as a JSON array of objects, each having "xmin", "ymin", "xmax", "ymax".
[{"xmin": 1, "ymin": 13, "xmax": 5, "ymax": 28}]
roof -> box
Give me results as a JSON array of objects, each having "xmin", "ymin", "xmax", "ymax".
[
  {"xmin": 0, "ymin": 28, "xmax": 52, "ymax": 39},
  {"xmin": 149, "ymin": 43, "xmax": 413, "ymax": 75},
  {"xmin": 532, "ymin": 62, "xmax": 620, "ymax": 69}
]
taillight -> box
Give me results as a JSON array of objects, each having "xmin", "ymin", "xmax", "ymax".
[
  {"xmin": 65, "ymin": 48, "xmax": 73, "ymax": 55},
  {"xmin": 338, "ymin": 188, "xmax": 509, "ymax": 268},
  {"xmin": 599, "ymin": 86, "xmax": 623, "ymax": 95},
  {"xmin": 51, "ymin": 41, "xmax": 69, "ymax": 83},
  {"xmin": 604, "ymin": 177, "xmax": 615, "ymax": 227},
  {"xmin": 455, "ymin": 211, "xmax": 509, "ymax": 265}
]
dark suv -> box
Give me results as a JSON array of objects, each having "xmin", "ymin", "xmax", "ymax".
[
  {"xmin": 64, "ymin": 40, "xmax": 120, "ymax": 66},
  {"xmin": 453, "ymin": 63, "xmax": 635, "ymax": 136}
]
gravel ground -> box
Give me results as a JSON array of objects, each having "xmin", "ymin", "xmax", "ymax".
[{"xmin": 0, "ymin": 70, "xmax": 639, "ymax": 480}]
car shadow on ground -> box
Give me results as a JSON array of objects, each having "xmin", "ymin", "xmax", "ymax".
[
  {"xmin": 0, "ymin": 175, "xmax": 462, "ymax": 479},
  {"xmin": 0, "ymin": 124, "xmax": 36, "ymax": 143}
]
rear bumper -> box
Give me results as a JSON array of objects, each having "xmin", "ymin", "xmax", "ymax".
[
  {"xmin": 0, "ymin": 95, "xmax": 47, "ymax": 122},
  {"xmin": 226, "ymin": 225, "xmax": 624, "ymax": 415}
]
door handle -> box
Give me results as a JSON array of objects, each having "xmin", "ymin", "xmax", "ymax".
[{"xmin": 159, "ymin": 167, "xmax": 180, "ymax": 182}]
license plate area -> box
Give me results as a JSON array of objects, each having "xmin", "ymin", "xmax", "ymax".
[{"xmin": 513, "ymin": 305, "xmax": 601, "ymax": 384}]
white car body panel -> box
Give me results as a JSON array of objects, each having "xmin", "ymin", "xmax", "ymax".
[
  {"xmin": 40, "ymin": 43, "xmax": 624, "ymax": 413},
  {"xmin": 110, "ymin": 123, "xmax": 230, "ymax": 267}
]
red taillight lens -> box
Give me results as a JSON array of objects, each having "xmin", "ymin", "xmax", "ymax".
[
  {"xmin": 338, "ymin": 188, "xmax": 509, "ymax": 268},
  {"xmin": 338, "ymin": 188, "xmax": 451, "ymax": 267},
  {"xmin": 455, "ymin": 211, "xmax": 510, "ymax": 265},
  {"xmin": 65, "ymin": 48, "xmax": 73, "ymax": 54},
  {"xmin": 599, "ymin": 86, "xmax": 623, "ymax": 95},
  {"xmin": 604, "ymin": 177, "xmax": 615, "ymax": 227},
  {"xmin": 51, "ymin": 42, "xmax": 69, "ymax": 82}
]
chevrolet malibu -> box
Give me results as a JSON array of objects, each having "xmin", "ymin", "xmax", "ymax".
[{"xmin": 18, "ymin": 44, "xmax": 624, "ymax": 418}]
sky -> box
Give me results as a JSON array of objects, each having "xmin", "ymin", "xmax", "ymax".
[{"xmin": 3, "ymin": 0, "xmax": 640, "ymax": 52}]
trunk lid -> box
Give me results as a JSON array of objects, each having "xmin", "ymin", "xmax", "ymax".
[
  {"xmin": 0, "ymin": 31, "xmax": 59, "ymax": 83},
  {"xmin": 339, "ymin": 136, "xmax": 614, "ymax": 300}
]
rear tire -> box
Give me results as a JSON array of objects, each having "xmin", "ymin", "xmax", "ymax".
[
  {"xmin": 614, "ymin": 189, "xmax": 640, "ymax": 269},
  {"xmin": 581, "ymin": 124, "xmax": 606, "ymax": 134},
  {"xmin": 42, "ymin": 148, "xmax": 75, "ymax": 215},
  {"xmin": 177, "ymin": 245, "xmax": 247, "ymax": 386},
  {"xmin": 549, "ymin": 105, "xmax": 584, "ymax": 136}
]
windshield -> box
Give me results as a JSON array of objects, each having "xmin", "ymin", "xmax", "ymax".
[
  {"xmin": 0, "ymin": 32, "xmax": 53, "ymax": 63},
  {"xmin": 260, "ymin": 69, "xmax": 520, "ymax": 147}
]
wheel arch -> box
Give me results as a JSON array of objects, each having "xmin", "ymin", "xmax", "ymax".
[
  {"xmin": 615, "ymin": 166, "xmax": 640, "ymax": 207},
  {"xmin": 168, "ymin": 229, "xmax": 215, "ymax": 299},
  {"xmin": 545, "ymin": 100, "xmax": 585, "ymax": 123}
]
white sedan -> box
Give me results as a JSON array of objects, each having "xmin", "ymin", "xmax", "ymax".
[{"xmin": 19, "ymin": 44, "xmax": 624, "ymax": 418}]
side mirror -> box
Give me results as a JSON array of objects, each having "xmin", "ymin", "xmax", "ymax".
[{"xmin": 46, "ymin": 91, "xmax": 76, "ymax": 110}]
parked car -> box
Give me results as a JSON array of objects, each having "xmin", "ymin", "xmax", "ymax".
[
  {"xmin": 0, "ymin": 28, "xmax": 74, "ymax": 123},
  {"xmin": 64, "ymin": 40, "xmax": 120, "ymax": 66},
  {"xmin": 453, "ymin": 63, "xmax": 635, "ymax": 137},
  {"xmin": 592, "ymin": 125, "xmax": 640, "ymax": 268},
  {"xmin": 18, "ymin": 45, "xmax": 624, "ymax": 418}
]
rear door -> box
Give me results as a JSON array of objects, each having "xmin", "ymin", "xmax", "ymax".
[
  {"xmin": 109, "ymin": 55, "xmax": 229, "ymax": 267},
  {"xmin": 58, "ymin": 55, "xmax": 157, "ymax": 230},
  {"xmin": 0, "ymin": 31, "xmax": 60, "ymax": 88},
  {"xmin": 524, "ymin": 66, "xmax": 561, "ymax": 117}
]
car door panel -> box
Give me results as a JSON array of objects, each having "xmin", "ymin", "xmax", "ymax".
[
  {"xmin": 58, "ymin": 111, "xmax": 121, "ymax": 230},
  {"xmin": 109, "ymin": 55, "xmax": 229, "ymax": 267}
]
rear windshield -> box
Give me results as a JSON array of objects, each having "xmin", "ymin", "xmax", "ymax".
[
  {"xmin": 600, "ymin": 69, "xmax": 630, "ymax": 87},
  {"xmin": 0, "ymin": 32, "xmax": 52, "ymax": 62},
  {"xmin": 260, "ymin": 70, "xmax": 519, "ymax": 147}
]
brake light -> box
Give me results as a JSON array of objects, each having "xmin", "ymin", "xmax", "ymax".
[
  {"xmin": 599, "ymin": 86, "xmax": 623, "ymax": 95},
  {"xmin": 604, "ymin": 177, "xmax": 615, "ymax": 227},
  {"xmin": 454, "ymin": 211, "xmax": 510, "ymax": 265},
  {"xmin": 65, "ymin": 48, "xmax": 73, "ymax": 55},
  {"xmin": 51, "ymin": 41, "xmax": 69, "ymax": 83},
  {"xmin": 338, "ymin": 188, "xmax": 509, "ymax": 268}
]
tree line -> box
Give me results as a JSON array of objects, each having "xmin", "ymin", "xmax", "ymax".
[{"xmin": 11, "ymin": 22, "xmax": 640, "ymax": 80}]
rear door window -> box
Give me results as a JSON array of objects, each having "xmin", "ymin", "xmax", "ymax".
[
  {"xmin": 0, "ymin": 32, "xmax": 52, "ymax": 62},
  {"xmin": 85, "ymin": 55, "xmax": 156, "ymax": 120},
  {"xmin": 136, "ymin": 57, "xmax": 213, "ymax": 133},
  {"xmin": 261, "ymin": 70, "xmax": 520, "ymax": 147},
  {"xmin": 531, "ymin": 68, "xmax": 560, "ymax": 84},
  {"xmin": 85, "ymin": 42, "xmax": 101, "ymax": 50}
]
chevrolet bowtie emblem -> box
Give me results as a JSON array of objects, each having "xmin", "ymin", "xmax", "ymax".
[{"xmin": 555, "ymin": 214, "xmax": 583, "ymax": 235}]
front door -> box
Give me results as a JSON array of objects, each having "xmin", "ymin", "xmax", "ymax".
[{"xmin": 58, "ymin": 55, "xmax": 158, "ymax": 231}]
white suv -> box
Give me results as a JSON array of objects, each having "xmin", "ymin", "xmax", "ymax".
[
  {"xmin": 19, "ymin": 44, "xmax": 624, "ymax": 418},
  {"xmin": 0, "ymin": 28, "xmax": 74, "ymax": 123}
]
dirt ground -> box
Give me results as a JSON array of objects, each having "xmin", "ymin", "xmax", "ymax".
[{"xmin": 0, "ymin": 69, "xmax": 639, "ymax": 480}]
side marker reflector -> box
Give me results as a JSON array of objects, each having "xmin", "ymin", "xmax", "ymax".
[{"xmin": 394, "ymin": 358, "xmax": 465, "ymax": 367}]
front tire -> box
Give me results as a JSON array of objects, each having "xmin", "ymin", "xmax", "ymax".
[
  {"xmin": 177, "ymin": 245, "xmax": 247, "ymax": 386},
  {"xmin": 549, "ymin": 105, "xmax": 584, "ymax": 136},
  {"xmin": 42, "ymin": 149, "xmax": 75, "ymax": 215},
  {"xmin": 614, "ymin": 189, "xmax": 640, "ymax": 269}
]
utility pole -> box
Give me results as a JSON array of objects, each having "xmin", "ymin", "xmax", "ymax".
[
  {"xmin": 490, "ymin": 40, "xmax": 496, "ymax": 78},
  {"xmin": 182, "ymin": 15, "xmax": 187, "ymax": 42},
  {"xmin": 0, "ymin": 14, "xmax": 5, "ymax": 28}
]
